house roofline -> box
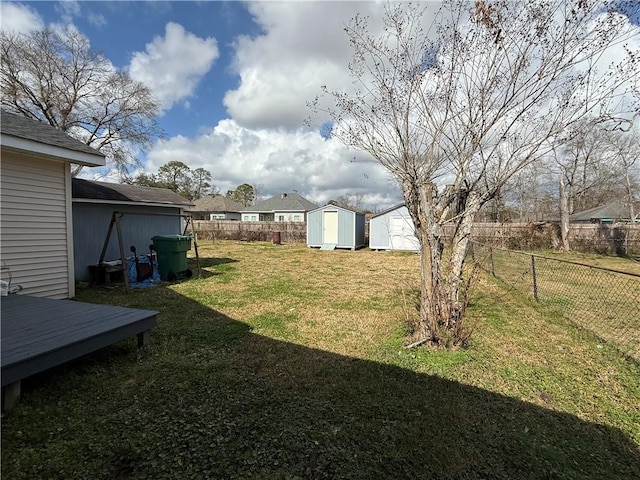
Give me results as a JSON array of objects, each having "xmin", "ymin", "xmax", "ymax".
[
  {"xmin": 72, "ymin": 198, "xmax": 194, "ymax": 208},
  {"xmin": 1, "ymin": 135, "xmax": 105, "ymax": 166}
]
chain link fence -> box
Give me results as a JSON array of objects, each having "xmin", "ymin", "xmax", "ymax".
[{"xmin": 469, "ymin": 241, "xmax": 640, "ymax": 362}]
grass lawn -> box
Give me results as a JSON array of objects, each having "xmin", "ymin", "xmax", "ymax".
[{"xmin": 2, "ymin": 241, "xmax": 639, "ymax": 479}]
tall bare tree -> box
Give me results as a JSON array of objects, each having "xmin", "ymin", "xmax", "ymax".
[
  {"xmin": 312, "ymin": 0, "xmax": 639, "ymax": 347},
  {"xmin": 603, "ymin": 128, "xmax": 640, "ymax": 223},
  {"xmin": 1, "ymin": 27, "xmax": 161, "ymax": 177}
]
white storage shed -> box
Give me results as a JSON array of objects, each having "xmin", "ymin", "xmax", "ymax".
[
  {"xmin": 369, "ymin": 204, "xmax": 420, "ymax": 252},
  {"xmin": 307, "ymin": 205, "xmax": 366, "ymax": 250}
]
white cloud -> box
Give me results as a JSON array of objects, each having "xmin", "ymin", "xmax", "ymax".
[
  {"xmin": 128, "ymin": 22, "xmax": 219, "ymax": 111},
  {"xmin": 88, "ymin": 12, "xmax": 107, "ymax": 27},
  {"xmin": 145, "ymin": 119, "xmax": 401, "ymax": 210},
  {"xmin": 0, "ymin": 2, "xmax": 44, "ymax": 34},
  {"xmin": 54, "ymin": 0, "xmax": 80, "ymax": 25},
  {"xmin": 224, "ymin": 2, "xmax": 387, "ymax": 130}
]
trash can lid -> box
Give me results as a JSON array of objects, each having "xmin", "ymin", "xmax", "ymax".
[{"xmin": 152, "ymin": 234, "xmax": 192, "ymax": 241}]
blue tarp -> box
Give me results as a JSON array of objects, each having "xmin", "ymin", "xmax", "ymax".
[{"xmin": 126, "ymin": 255, "xmax": 160, "ymax": 288}]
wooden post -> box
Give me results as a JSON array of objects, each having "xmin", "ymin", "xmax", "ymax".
[
  {"xmin": 137, "ymin": 330, "xmax": 151, "ymax": 348},
  {"xmin": 3, "ymin": 381, "xmax": 21, "ymax": 411},
  {"xmin": 114, "ymin": 213, "xmax": 130, "ymax": 293}
]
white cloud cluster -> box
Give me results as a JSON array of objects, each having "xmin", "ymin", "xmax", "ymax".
[
  {"xmin": 0, "ymin": 2, "xmax": 44, "ymax": 34},
  {"xmin": 223, "ymin": 2, "xmax": 386, "ymax": 130},
  {"xmin": 144, "ymin": 118, "xmax": 400, "ymax": 209},
  {"xmin": 128, "ymin": 22, "xmax": 219, "ymax": 111}
]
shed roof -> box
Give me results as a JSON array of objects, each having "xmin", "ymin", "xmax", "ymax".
[
  {"xmin": 1, "ymin": 110, "xmax": 105, "ymax": 162},
  {"xmin": 72, "ymin": 179, "xmax": 193, "ymax": 207},
  {"xmin": 371, "ymin": 203, "xmax": 407, "ymax": 219},
  {"xmin": 309, "ymin": 203, "xmax": 363, "ymax": 215},
  {"xmin": 242, "ymin": 192, "xmax": 317, "ymax": 213},
  {"xmin": 190, "ymin": 194, "xmax": 244, "ymax": 213},
  {"xmin": 569, "ymin": 201, "xmax": 634, "ymax": 222}
]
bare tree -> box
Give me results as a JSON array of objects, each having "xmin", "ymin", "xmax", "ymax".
[
  {"xmin": 1, "ymin": 27, "xmax": 161, "ymax": 177},
  {"xmin": 603, "ymin": 128, "xmax": 640, "ymax": 223},
  {"xmin": 554, "ymin": 122, "xmax": 609, "ymax": 249},
  {"xmin": 312, "ymin": 1, "xmax": 639, "ymax": 348},
  {"xmin": 334, "ymin": 193, "xmax": 365, "ymax": 212}
]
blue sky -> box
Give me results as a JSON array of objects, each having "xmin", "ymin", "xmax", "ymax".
[
  {"xmin": 2, "ymin": 1, "xmax": 404, "ymax": 209},
  {"xmin": 28, "ymin": 1, "xmax": 261, "ymax": 137},
  {"xmin": 2, "ymin": 1, "xmax": 639, "ymax": 210}
]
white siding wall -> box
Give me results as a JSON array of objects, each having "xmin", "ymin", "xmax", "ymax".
[{"xmin": 1, "ymin": 153, "xmax": 73, "ymax": 298}]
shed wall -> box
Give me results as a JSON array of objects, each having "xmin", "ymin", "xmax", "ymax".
[
  {"xmin": 370, "ymin": 205, "xmax": 419, "ymax": 251},
  {"xmin": 337, "ymin": 209, "xmax": 354, "ymax": 247},
  {"xmin": 72, "ymin": 203, "xmax": 183, "ymax": 281},
  {"xmin": 1, "ymin": 153, "xmax": 72, "ymax": 298},
  {"xmin": 307, "ymin": 206, "xmax": 365, "ymax": 249}
]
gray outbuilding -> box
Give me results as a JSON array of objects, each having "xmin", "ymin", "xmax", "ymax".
[
  {"xmin": 307, "ymin": 204, "xmax": 366, "ymax": 250},
  {"xmin": 72, "ymin": 179, "xmax": 193, "ymax": 282},
  {"xmin": 369, "ymin": 204, "xmax": 419, "ymax": 252}
]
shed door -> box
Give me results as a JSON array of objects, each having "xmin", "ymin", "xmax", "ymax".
[
  {"xmin": 323, "ymin": 211, "xmax": 339, "ymax": 244},
  {"xmin": 390, "ymin": 216, "xmax": 419, "ymax": 250}
]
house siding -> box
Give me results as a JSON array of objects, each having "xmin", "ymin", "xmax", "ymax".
[
  {"xmin": 1, "ymin": 153, "xmax": 72, "ymax": 298},
  {"xmin": 72, "ymin": 203, "xmax": 183, "ymax": 282}
]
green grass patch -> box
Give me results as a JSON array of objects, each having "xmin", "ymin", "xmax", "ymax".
[{"xmin": 2, "ymin": 241, "xmax": 639, "ymax": 479}]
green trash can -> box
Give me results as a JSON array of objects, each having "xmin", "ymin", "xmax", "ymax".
[{"xmin": 152, "ymin": 235, "xmax": 193, "ymax": 281}]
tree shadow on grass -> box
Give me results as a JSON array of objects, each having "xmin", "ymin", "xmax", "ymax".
[
  {"xmin": 185, "ymin": 256, "xmax": 238, "ymax": 280},
  {"xmin": 2, "ymin": 287, "xmax": 639, "ymax": 480}
]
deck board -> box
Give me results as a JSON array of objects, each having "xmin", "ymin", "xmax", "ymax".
[{"xmin": 1, "ymin": 295, "xmax": 157, "ymax": 387}]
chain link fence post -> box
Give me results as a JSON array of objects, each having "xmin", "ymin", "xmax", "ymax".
[{"xmin": 531, "ymin": 255, "xmax": 539, "ymax": 302}]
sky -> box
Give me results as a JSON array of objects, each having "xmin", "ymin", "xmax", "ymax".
[
  {"xmin": 1, "ymin": 0, "xmax": 404, "ymax": 210},
  {"xmin": 1, "ymin": 1, "xmax": 638, "ymax": 211}
]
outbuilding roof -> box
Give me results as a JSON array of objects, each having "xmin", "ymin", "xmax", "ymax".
[
  {"xmin": 569, "ymin": 201, "xmax": 635, "ymax": 222},
  {"xmin": 1, "ymin": 110, "xmax": 105, "ymax": 160},
  {"xmin": 370, "ymin": 203, "xmax": 407, "ymax": 218},
  {"xmin": 242, "ymin": 192, "xmax": 317, "ymax": 213},
  {"xmin": 72, "ymin": 179, "xmax": 193, "ymax": 207},
  {"xmin": 190, "ymin": 194, "xmax": 244, "ymax": 212}
]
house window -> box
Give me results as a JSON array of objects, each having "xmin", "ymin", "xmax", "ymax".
[
  {"xmin": 293, "ymin": 215, "xmax": 301, "ymax": 222},
  {"xmin": 278, "ymin": 215, "xmax": 285, "ymax": 222},
  {"xmin": 251, "ymin": 215, "xmax": 257, "ymax": 221},
  {"xmin": 210, "ymin": 214, "xmax": 225, "ymax": 220}
]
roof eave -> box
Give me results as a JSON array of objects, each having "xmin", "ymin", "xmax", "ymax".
[
  {"xmin": 73, "ymin": 198, "xmax": 194, "ymax": 208},
  {"xmin": 1, "ymin": 134, "xmax": 106, "ymax": 166}
]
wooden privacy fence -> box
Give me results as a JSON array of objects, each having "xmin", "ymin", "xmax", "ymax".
[
  {"xmin": 193, "ymin": 220, "xmax": 307, "ymax": 243},
  {"xmin": 450, "ymin": 222, "xmax": 640, "ymax": 256},
  {"xmin": 193, "ymin": 220, "xmax": 640, "ymax": 255}
]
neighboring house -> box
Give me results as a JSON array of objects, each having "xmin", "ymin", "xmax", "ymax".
[
  {"xmin": 569, "ymin": 201, "xmax": 638, "ymax": 224},
  {"xmin": 0, "ymin": 110, "xmax": 105, "ymax": 299},
  {"xmin": 369, "ymin": 204, "xmax": 420, "ymax": 252},
  {"xmin": 72, "ymin": 179, "xmax": 193, "ymax": 282},
  {"xmin": 189, "ymin": 194, "xmax": 243, "ymax": 220},
  {"xmin": 307, "ymin": 204, "xmax": 366, "ymax": 250},
  {"xmin": 241, "ymin": 192, "xmax": 318, "ymax": 222}
]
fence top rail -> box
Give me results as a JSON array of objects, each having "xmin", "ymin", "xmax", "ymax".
[{"xmin": 472, "ymin": 241, "xmax": 640, "ymax": 279}]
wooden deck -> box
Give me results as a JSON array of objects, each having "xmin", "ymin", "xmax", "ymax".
[{"xmin": 1, "ymin": 294, "xmax": 157, "ymax": 409}]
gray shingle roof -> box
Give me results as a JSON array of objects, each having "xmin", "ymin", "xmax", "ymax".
[
  {"xmin": 242, "ymin": 192, "xmax": 318, "ymax": 212},
  {"xmin": 1, "ymin": 110, "xmax": 104, "ymax": 158},
  {"xmin": 370, "ymin": 203, "xmax": 406, "ymax": 218},
  {"xmin": 72, "ymin": 179, "xmax": 193, "ymax": 206},
  {"xmin": 569, "ymin": 201, "xmax": 633, "ymax": 222},
  {"xmin": 190, "ymin": 194, "xmax": 244, "ymax": 212}
]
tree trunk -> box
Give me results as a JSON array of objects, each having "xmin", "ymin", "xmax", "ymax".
[
  {"xmin": 559, "ymin": 175, "xmax": 570, "ymax": 251},
  {"xmin": 403, "ymin": 180, "xmax": 477, "ymax": 348}
]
